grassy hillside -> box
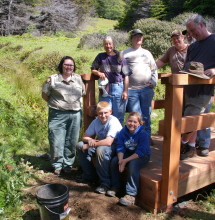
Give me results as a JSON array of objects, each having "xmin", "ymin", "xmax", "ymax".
[
  {"xmin": 0, "ymin": 17, "xmax": 214, "ymax": 219},
  {"xmin": 0, "ymin": 18, "xmax": 118, "ymax": 218}
]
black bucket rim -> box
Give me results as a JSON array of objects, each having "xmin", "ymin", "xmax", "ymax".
[{"xmin": 36, "ymin": 183, "xmax": 68, "ymax": 201}]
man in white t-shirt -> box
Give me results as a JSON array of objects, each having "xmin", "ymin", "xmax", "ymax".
[
  {"xmin": 76, "ymin": 101, "xmax": 122, "ymax": 194},
  {"xmin": 122, "ymin": 29, "xmax": 158, "ymax": 137}
]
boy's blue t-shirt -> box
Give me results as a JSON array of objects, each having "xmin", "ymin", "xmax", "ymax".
[
  {"xmin": 116, "ymin": 124, "xmax": 151, "ymax": 157},
  {"xmin": 85, "ymin": 115, "xmax": 122, "ymax": 140}
]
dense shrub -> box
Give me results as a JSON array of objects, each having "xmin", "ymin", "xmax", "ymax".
[
  {"xmin": 77, "ymin": 30, "xmax": 129, "ymax": 49},
  {"xmin": 204, "ymin": 16, "xmax": 215, "ymax": 33},
  {"xmin": 134, "ymin": 18, "xmax": 183, "ymax": 58},
  {"xmin": 171, "ymin": 12, "xmax": 194, "ymax": 25},
  {"xmin": 75, "ymin": 55, "xmax": 91, "ymax": 73},
  {"xmin": 172, "ymin": 12, "xmax": 215, "ymax": 33}
]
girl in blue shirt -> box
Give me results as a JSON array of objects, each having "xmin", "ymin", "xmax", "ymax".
[{"xmin": 108, "ymin": 112, "xmax": 151, "ymax": 206}]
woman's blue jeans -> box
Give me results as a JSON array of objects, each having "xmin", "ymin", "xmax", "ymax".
[
  {"xmin": 48, "ymin": 108, "xmax": 82, "ymax": 170},
  {"xmin": 110, "ymin": 154, "xmax": 150, "ymax": 196},
  {"xmin": 99, "ymin": 82, "xmax": 127, "ymax": 125},
  {"xmin": 126, "ymin": 86, "xmax": 154, "ymax": 136}
]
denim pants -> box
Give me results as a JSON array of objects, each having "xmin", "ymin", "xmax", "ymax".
[
  {"xmin": 77, "ymin": 141, "xmax": 115, "ymax": 187},
  {"xmin": 110, "ymin": 154, "xmax": 150, "ymax": 196},
  {"xmin": 126, "ymin": 86, "xmax": 154, "ymax": 136},
  {"xmin": 48, "ymin": 108, "xmax": 82, "ymax": 170},
  {"xmin": 99, "ymin": 82, "xmax": 127, "ymax": 125},
  {"xmin": 196, "ymin": 97, "xmax": 213, "ymax": 149}
]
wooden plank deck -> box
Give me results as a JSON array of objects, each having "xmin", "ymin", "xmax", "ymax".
[{"xmin": 136, "ymin": 128, "xmax": 215, "ymax": 213}]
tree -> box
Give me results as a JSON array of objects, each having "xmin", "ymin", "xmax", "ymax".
[
  {"xmin": 150, "ymin": 0, "xmax": 167, "ymax": 20},
  {"xmin": 161, "ymin": 0, "xmax": 186, "ymax": 20},
  {"xmin": 183, "ymin": 0, "xmax": 215, "ymax": 17},
  {"xmin": 116, "ymin": 0, "xmax": 151, "ymax": 30},
  {"xmin": 95, "ymin": 0, "xmax": 126, "ymax": 20}
]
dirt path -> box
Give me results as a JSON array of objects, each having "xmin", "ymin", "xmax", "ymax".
[
  {"xmin": 23, "ymin": 170, "xmax": 148, "ymax": 220},
  {"xmin": 22, "ymin": 131, "xmax": 215, "ymax": 220}
]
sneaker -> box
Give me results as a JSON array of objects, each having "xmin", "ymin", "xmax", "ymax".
[
  {"xmin": 106, "ymin": 189, "xmax": 118, "ymax": 197},
  {"xmin": 180, "ymin": 146, "xmax": 196, "ymax": 160},
  {"xmin": 54, "ymin": 169, "xmax": 61, "ymax": 175},
  {"xmin": 197, "ymin": 147, "xmax": 209, "ymax": 157},
  {"xmin": 119, "ymin": 194, "xmax": 135, "ymax": 206},
  {"xmin": 95, "ymin": 184, "xmax": 109, "ymax": 194}
]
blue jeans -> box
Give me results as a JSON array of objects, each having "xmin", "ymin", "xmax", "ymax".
[
  {"xmin": 48, "ymin": 108, "xmax": 82, "ymax": 170},
  {"xmin": 127, "ymin": 86, "xmax": 154, "ymax": 136},
  {"xmin": 99, "ymin": 82, "xmax": 126, "ymax": 125},
  {"xmin": 77, "ymin": 141, "xmax": 115, "ymax": 187},
  {"xmin": 196, "ymin": 97, "xmax": 213, "ymax": 149},
  {"xmin": 110, "ymin": 154, "xmax": 150, "ymax": 196}
]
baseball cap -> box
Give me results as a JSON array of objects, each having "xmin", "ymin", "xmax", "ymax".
[
  {"xmin": 130, "ymin": 29, "xmax": 143, "ymax": 37},
  {"xmin": 171, "ymin": 30, "xmax": 182, "ymax": 37}
]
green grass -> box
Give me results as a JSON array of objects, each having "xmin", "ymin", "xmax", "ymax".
[
  {"xmin": 77, "ymin": 17, "xmax": 118, "ymax": 34},
  {"xmin": 0, "ymin": 17, "xmax": 214, "ymax": 219},
  {"xmin": 0, "ymin": 17, "xmax": 119, "ymax": 219}
]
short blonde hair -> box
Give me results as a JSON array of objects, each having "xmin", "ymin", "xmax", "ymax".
[
  {"xmin": 127, "ymin": 112, "xmax": 144, "ymax": 125},
  {"xmin": 96, "ymin": 101, "xmax": 111, "ymax": 111}
]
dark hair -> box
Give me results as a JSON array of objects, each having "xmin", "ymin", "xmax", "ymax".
[{"xmin": 58, "ymin": 56, "xmax": 76, "ymax": 73}]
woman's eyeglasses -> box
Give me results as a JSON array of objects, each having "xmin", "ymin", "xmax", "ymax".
[{"xmin": 63, "ymin": 64, "xmax": 74, "ymax": 67}]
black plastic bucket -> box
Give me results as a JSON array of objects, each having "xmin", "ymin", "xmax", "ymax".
[{"xmin": 36, "ymin": 183, "xmax": 71, "ymax": 220}]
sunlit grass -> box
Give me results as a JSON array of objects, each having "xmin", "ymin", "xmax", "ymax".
[{"xmin": 77, "ymin": 17, "xmax": 118, "ymax": 35}]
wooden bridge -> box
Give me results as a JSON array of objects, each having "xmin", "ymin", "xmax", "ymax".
[{"xmin": 81, "ymin": 73, "xmax": 215, "ymax": 213}]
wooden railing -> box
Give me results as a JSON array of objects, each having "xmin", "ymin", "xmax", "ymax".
[
  {"xmin": 81, "ymin": 73, "xmax": 215, "ymax": 211},
  {"xmin": 157, "ymin": 73, "xmax": 215, "ymax": 210}
]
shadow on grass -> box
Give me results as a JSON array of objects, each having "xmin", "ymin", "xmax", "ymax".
[{"xmin": 176, "ymin": 208, "xmax": 215, "ymax": 220}]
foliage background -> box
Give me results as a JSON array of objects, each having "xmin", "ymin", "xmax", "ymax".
[{"xmin": 0, "ymin": 0, "xmax": 215, "ymax": 218}]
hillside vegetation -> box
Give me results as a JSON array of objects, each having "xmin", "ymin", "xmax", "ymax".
[
  {"xmin": 0, "ymin": 16, "xmax": 214, "ymax": 219},
  {"xmin": 0, "ymin": 18, "xmax": 118, "ymax": 218}
]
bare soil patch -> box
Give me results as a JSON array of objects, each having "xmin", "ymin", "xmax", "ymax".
[{"xmin": 21, "ymin": 167, "xmax": 215, "ymax": 220}]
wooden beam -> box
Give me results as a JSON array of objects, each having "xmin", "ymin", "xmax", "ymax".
[
  {"xmin": 161, "ymin": 74, "xmax": 215, "ymax": 86},
  {"xmin": 81, "ymin": 73, "xmax": 99, "ymax": 81},
  {"xmin": 159, "ymin": 113, "xmax": 215, "ymax": 135},
  {"xmin": 178, "ymin": 166, "xmax": 215, "ymax": 197},
  {"xmin": 152, "ymin": 100, "xmax": 165, "ymax": 109},
  {"xmin": 181, "ymin": 113, "xmax": 215, "ymax": 133},
  {"xmin": 81, "ymin": 73, "xmax": 97, "ymax": 131},
  {"xmin": 160, "ymin": 84, "xmax": 184, "ymax": 209}
]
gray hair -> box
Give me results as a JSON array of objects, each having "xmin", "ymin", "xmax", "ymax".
[
  {"xmin": 103, "ymin": 36, "xmax": 114, "ymax": 44},
  {"xmin": 103, "ymin": 36, "xmax": 123, "ymax": 63},
  {"xmin": 185, "ymin": 14, "xmax": 207, "ymax": 27}
]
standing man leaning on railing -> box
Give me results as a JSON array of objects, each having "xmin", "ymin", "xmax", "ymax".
[{"xmin": 180, "ymin": 14, "xmax": 215, "ymax": 160}]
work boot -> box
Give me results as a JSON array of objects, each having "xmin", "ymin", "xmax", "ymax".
[
  {"xmin": 197, "ymin": 147, "xmax": 209, "ymax": 157},
  {"xmin": 180, "ymin": 143, "xmax": 189, "ymax": 154},
  {"xmin": 180, "ymin": 145, "xmax": 196, "ymax": 160}
]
